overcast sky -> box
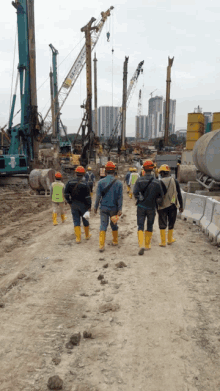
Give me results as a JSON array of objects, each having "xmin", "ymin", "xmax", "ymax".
[{"xmin": 0, "ymin": 0, "xmax": 220, "ymax": 136}]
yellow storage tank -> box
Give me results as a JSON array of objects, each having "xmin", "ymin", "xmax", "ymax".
[
  {"xmin": 186, "ymin": 131, "xmax": 202, "ymax": 141},
  {"xmin": 186, "ymin": 140, "xmax": 197, "ymax": 150},
  {"xmin": 213, "ymin": 112, "xmax": 220, "ymax": 123},
  {"xmin": 212, "ymin": 122, "xmax": 220, "ymax": 131},
  {"xmin": 187, "ymin": 113, "xmax": 204, "ymax": 124},
  {"xmin": 187, "ymin": 122, "xmax": 204, "ymax": 134}
]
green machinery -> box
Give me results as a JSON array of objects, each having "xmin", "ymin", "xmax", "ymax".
[{"xmin": 0, "ymin": 0, "xmax": 41, "ymax": 176}]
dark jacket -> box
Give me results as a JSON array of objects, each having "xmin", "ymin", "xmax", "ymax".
[
  {"xmin": 125, "ymin": 171, "xmax": 131, "ymax": 184},
  {"xmin": 85, "ymin": 172, "xmax": 95, "ymax": 184},
  {"xmin": 133, "ymin": 174, "xmax": 164, "ymax": 210},
  {"xmin": 160, "ymin": 178, "xmax": 183, "ymax": 209},
  {"xmin": 65, "ymin": 177, "xmax": 91, "ymax": 209}
]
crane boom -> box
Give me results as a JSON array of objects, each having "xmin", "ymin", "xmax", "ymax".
[
  {"xmin": 136, "ymin": 89, "xmax": 142, "ymax": 141},
  {"xmin": 42, "ymin": 6, "xmax": 114, "ymax": 137},
  {"xmin": 108, "ymin": 60, "xmax": 144, "ymax": 148}
]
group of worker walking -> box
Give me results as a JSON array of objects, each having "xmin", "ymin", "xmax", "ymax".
[{"xmin": 51, "ymin": 159, "xmax": 183, "ymax": 255}]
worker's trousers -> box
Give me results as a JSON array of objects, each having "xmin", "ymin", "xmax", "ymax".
[
  {"xmin": 158, "ymin": 204, "xmax": 177, "ymax": 230},
  {"xmin": 52, "ymin": 202, "xmax": 64, "ymax": 215},
  {"xmin": 70, "ymin": 204, "xmax": 89, "ymax": 227},
  {"xmin": 88, "ymin": 182, "xmax": 94, "ymax": 193},
  {"xmin": 100, "ymin": 209, "xmax": 118, "ymax": 232},
  {"xmin": 137, "ymin": 206, "xmax": 156, "ymax": 232}
]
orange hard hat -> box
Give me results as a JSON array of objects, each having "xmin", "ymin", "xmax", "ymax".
[
  {"xmin": 75, "ymin": 166, "xmax": 86, "ymax": 174},
  {"xmin": 55, "ymin": 172, "xmax": 62, "ymax": 178},
  {"xmin": 105, "ymin": 161, "xmax": 116, "ymax": 170},
  {"xmin": 143, "ymin": 160, "xmax": 155, "ymax": 170}
]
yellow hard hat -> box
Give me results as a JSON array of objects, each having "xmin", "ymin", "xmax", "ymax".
[
  {"xmin": 133, "ymin": 167, "xmax": 137, "ymax": 172},
  {"xmin": 129, "ymin": 167, "xmax": 133, "ymax": 172},
  {"xmin": 87, "ymin": 166, "xmax": 92, "ymax": 171},
  {"xmin": 158, "ymin": 164, "xmax": 171, "ymax": 173}
]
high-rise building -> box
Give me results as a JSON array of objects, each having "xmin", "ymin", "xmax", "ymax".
[
  {"xmin": 203, "ymin": 112, "xmax": 212, "ymax": 129},
  {"xmin": 135, "ymin": 115, "xmax": 149, "ymax": 139},
  {"xmin": 92, "ymin": 106, "xmax": 121, "ymax": 138},
  {"xmin": 148, "ymin": 96, "xmax": 163, "ymax": 139},
  {"xmin": 162, "ymin": 99, "xmax": 176, "ymax": 135}
]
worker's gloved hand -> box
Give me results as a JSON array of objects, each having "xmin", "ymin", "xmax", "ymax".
[
  {"xmin": 179, "ymin": 207, "xmax": 183, "ymax": 213},
  {"xmin": 117, "ymin": 210, "xmax": 122, "ymax": 216},
  {"xmin": 94, "ymin": 209, "xmax": 97, "ymax": 214}
]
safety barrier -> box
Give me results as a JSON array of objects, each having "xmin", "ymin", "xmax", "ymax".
[
  {"xmin": 181, "ymin": 193, "xmax": 207, "ymax": 225},
  {"xmin": 200, "ymin": 198, "xmax": 216, "ymax": 234},
  {"xmin": 206, "ymin": 202, "xmax": 220, "ymax": 243}
]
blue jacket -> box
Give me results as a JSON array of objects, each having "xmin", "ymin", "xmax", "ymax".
[
  {"xmin": 125, "ymin": 171, "xmax": 131, "ymax": 185},
  {"xmin": 85, "ymin": 172, "xmax": 95, "ymax": 184},
  {"xmin": 94, "ymin": 174, "xmax": 123, "ymax": 212}
]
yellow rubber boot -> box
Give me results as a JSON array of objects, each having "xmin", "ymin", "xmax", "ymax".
[
  {"xmin": 74, "ymin": 226, "xmax": 81, "ymax": 244},
  {"xmin": 90, "ymin": 192, "xmax": 93, "ymax": 197},
  {"xmin": 61, "ymin": 214, "xmax": 66, "ymax": 223},
  {"xmin": 167, "ymin": 229, "xmax": 176, "ymax": 245},
  {"xmin": 145, "ymin": 231, "xmax": 153, "ymax": 250},
  {"xmin": 138, "ymin": 230, "xmax": 144, "ymax": 255},
  {"xmin": 112, "ymin": 230, "xmax": 118, "ymax": 246},
  {"xmin": 129, "ymin": 192, "xmax": 133, "ymax": 199},
  {"xmin": 84, "ymin": 226, "xmax": 92, "ymax": 240},
  {"xmin": 99, "ymin": 231, "xmax": 106, "ymax": 252},
  {"xmin": 159, "ymin": 229, "xmax": 166, "ymax": 247},
  {"xmin": 127, "ymin": 185, "xmax": 130, "ymax": 193},
  {"xmin": 53, "ymin": 213, "xmax": 58, "ymax": 226}
]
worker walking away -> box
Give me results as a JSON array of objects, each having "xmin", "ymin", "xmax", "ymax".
[
  {"xmin": 85, "ymin": 166, "xmax": 95, "ymax": 197},
  {"xmin": 124, "ymin": 167, "xmax": 133, "ymax": 193},
  {"xmin": 99, "ymin": 164, "xmax": 106, "ymax": 180},
  {"xmin": 153, "ymin": 163, "xmax": 159, "ymax": 179},
  {"xmin": 157, "ymin": 164, "xmax": 183, "ymax": 246},
  {"xmin": 128, "ymin": 167, "xmax": 139, "ymax": 198},
  {"xmin": 94, "ymin": 161, "xmax": 123, "ymax": 252},
  {"xmin": 133, "ymin": 160, "xmax": 164, "ymax": 255},
  {"xmin": 65, "ymin": 166, "xmax": 92, "ymax": 244},
  {"xmin": 51, "ymin": 172, "xmax": 66, "ymax": 226}
]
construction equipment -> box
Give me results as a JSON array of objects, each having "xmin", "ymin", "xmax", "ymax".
[
  {"xmin": 41, "ymin": 6, "xmax": 114, "ymax": 141},
  {"xmin": 136, "ymin": 89, "xmax": 142, "ymax": 143},
  {"xmin": 0, "ymin": 0, "xmax": 42, "ymax": 176},
  {"xmin": 107, "ymin": 60, "xmax": 144, "ymax": 152},
  {"xmin": 121, "ymin": 56, "xmax": 129, "ymax": 150},
  {"xmin": 164, "ymin": 57, "xmax": 174, "ymax": 146},
  {"xmin": 149, "ymin": 89, "xmax": 157, "ymax": 98}
]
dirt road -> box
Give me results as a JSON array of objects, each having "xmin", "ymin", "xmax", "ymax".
[{"xmin": 1, "ymin": 184, "xmax": 220, "ymax": 391}]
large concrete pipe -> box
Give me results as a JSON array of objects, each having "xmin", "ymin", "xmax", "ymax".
[
  {"xmin": 177, "ymin": 164, "xmax": 197, "ymax": 183},
  {"xmin": 193, "ymin": 129, "xmax": 220, "ymax": 181},
  {"xmin": 29, "ymin": 169, "xmax": 55, "ymax": 193}
]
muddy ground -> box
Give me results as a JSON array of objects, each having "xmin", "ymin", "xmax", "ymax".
[{"xmin": 1, "ymin": 180, "xmax": 220, "ymax": 391}]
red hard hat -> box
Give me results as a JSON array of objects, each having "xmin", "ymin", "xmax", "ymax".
[
  {"xmin": 105, "ymin": 161, "xmax": 116, "ymax": 170},
  {"xmin": 55, "ymin": 172, "xmax": 62, "ymax": 178},
  {"xmin": 75, "ymin": 166, "xmax": 86, "ymax": 174},
  {"xmin": 143, "ymin": 160, "xmax": 155, "ymax": 170}
]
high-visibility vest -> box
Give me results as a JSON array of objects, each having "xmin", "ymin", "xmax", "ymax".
[
  {"xmin": 131, "ymin": 173, "xmax": 139, "ymax": 185},
  {"xmin": 52, "ymin": 182, "xmax": 64, "ymax": 203}
]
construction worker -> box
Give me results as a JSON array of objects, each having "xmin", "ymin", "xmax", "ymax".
[
  {"xmin": 85, "ymin": 166, "xmax": 95, "ymax": 197},
  {"xmin": 65, "ymin": 166, "xmax": 92, "ymax": 243},
  {"xmin": 133, "ymin": 160, "xmax": 164, "ymax": 255},
  {"xmin": 128, "ymin": 167, "xmax": 139, "ymax": 198},
  {"xmin": 94, "ymin": 161, "xmax": 123, "ymax": 252},
  {"xmin": 124, "ymin": 167, "xmax": 133, "ymax": 193},
  {"xmin": 157, "ymin": 164, "xmax": 183, "ymax": 246},
  {"xmin": 153, "ymin": 163, "xmax": 159, "ymax": 179},
  {"xmin": 99, "ymin": 164, "xmax": 106, "ymax": 180},
  {"xmin": 51, "ymin": 172, "xmax": 66, "ymax": 226}
]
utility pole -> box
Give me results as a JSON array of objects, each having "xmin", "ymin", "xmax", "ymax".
[
  {"xmin": 93, "ymin": 52, "xmax": 98, "ymax": 137},
  {"xmin": 27, "ymin": 0, "xmax": 39, "ymax": 160},
  {"xmin": 121, "ymin": 56, "xmax": 129, "ymax": 150},
  {"xmin": 164, "ymin": 57, "xmax": 174, "ymax": 146},
  {"xmin": 81, "ymin": 18, "xmax": 99, "ymax": 158},
  {"xmin": 49, "ymin": 68, "xmax": 56, "ymax": 141}
]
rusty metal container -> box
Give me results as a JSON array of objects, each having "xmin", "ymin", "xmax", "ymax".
[
  {"xmin": 29, "ymin": 169, "xmax": 55, "ymax": 191},
  {"xmin": 193, "ymin": 129, "xmax": 220, "ymax": 181}
]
